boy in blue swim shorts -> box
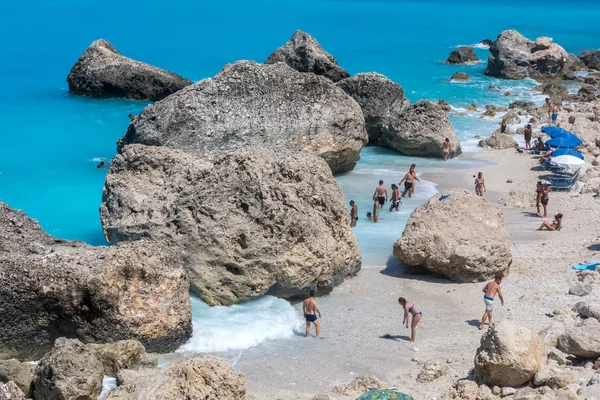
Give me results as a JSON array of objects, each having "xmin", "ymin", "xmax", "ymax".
[{"xmin": 479, "ymin": 275, "xmax": 504, "ymax": 330}]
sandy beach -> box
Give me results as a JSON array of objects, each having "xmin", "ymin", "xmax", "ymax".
[{"xmin": 230, "ymin": 148, "xmax": 600, "ymax": 400}]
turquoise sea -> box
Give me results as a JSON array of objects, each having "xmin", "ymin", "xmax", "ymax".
[{"xmin": 1, "ymin": 0, "xmax": 599, "ymax": 353}]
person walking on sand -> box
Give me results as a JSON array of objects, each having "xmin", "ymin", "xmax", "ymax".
[
  {"xmin": 479, "ymin": 276, "xmax": 504, "ymax": 330},
  {"xmin": 373, "ymin": 180, "xmax": 388, "ymax": 211},
  {"xmin": 442, "ymin": 138, "xmax": 452, "ymax": 161},
  {"xmin": 523, "ymin": 124, "xmax": 533, "ymax": 150},
  {"xmin": 474, "ymin": 172, "xmax": 486, "ymax": 197},
  {"xmin": 349, "ymin": 200, "xmax": 358, "ymax": 227},
  {"xmin": 389, "ymin": 184, "xmax": 402, "ymax": 212},
  {"xmin": 552, "ymin": 103, "xmax": 559, "ymax": 125},
  {"xmin": 398, "ymin": 297, "xmax": 422, "ymax": 343},
  {"xmin": 303, "ymin": 290, "xmax": 322, "ymax": 337},
  {"xmin": 535, "ymin": 181, "xmax": 544, "ymax": 217},
  {"xmin": 537, "ymin": 213, "xmax": 563, "ymax": 231},
  {"xmin": 400, "ymin": 166, "xmax": 420, "ymax": 199}
]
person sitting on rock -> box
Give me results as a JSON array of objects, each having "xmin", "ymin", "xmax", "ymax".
[
  {"xmin": 537, "ymin": 213, "xmax": 562, "ymax": 231},
  {"xmin": 349, "ymin": 200, "xmax": 358, "ymax": 227},
  {"xmin": 398, "ymin": 297, "xmax": 422, "ymax": 343},
  {"xmin": 479, "ymin": 276, "xmax": 504, "ymax": 330}
]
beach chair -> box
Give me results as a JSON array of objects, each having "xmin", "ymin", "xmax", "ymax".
[
  {"xmin": 541, "ymin": 161, "xmax": 565, "ymax": 173},
  {"xmin": 549, "ymin": 170, "xmax": 580, "ymax": 191}
]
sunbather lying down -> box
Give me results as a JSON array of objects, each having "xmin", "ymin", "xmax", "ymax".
[{"xmin": 537, "ymin": 213, "xmax": 563, "ymax": 231}]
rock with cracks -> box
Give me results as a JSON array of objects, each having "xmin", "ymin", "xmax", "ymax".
[
  {"xmin": 101, "ymin": 145, "xmax": 362, "ymax": 306},
  {"xmin": 336, "ymin": 72, "xmax": 406, "ymax": 143},
  {"xmin": 393, "ymin": 190, "xmax": 511, "ymax": 282},
  {"xmin": 557, "ymin": 324, "xmax": 600, "ymax": 359},
  {"xmin": 66, "ymin": 39, "xmax": 191, "ymax": 100},
  {"xmin": 478, "ymin": 130, "xmax": 518, "ymax": 149},
  {"xmin": 447, "ymin": 47, "xmax": 479, "ymax": 64},
  {"xmin": 265, "ymin": 30, "xmax": 349, "ymax": 82},
  {"xmin": 0, "ymin": 201, "xmax": 192, "ymax": 360},
  {"xmin": 0, "ymin": 360, "xmax": 35, "ymax": 397},
  {"xmin": 120, "ymin": 60, "xmax": 367, "ymax": 174},
  {"xmin": 474, "ymin": 320, "xmax": 546, "ymax": 387},
  {"xmin": 580, "ymin": 50, "xmax": 600, "ymax": 70},
  {"xmin": 485, "ymin": 30, "xmax": 583, "ymax": 81},
  {"xmin": 105, "ymin": 355, "xmax": 245, "ymax": 400},
  {"xmin": 378, "ymin": 100, "xmax": 462, "ymax": 159},
  {"xmin": 88, "ymin": 340, "xmax": 157, "ymax": 377}
]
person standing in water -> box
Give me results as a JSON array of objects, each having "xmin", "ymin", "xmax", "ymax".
[
  {"xmin": 389, "ymin": 184, "xmax": 402, "ymax": 212},
  {"xmin": 399, "ymin": 165, "xmax": 420, "ymax": 199},
  {"xmin": 474, "ymin": 172, "xmax": 486, "ymax": 197},
  {"xmin": 442, "ymin": 138, "xmax": 452, "ymax": 161},
  {"xmin": 398, "ymin": 297, "xmax": 422, "ymax": 343},
  {"xmin": 479, "ymin": 276, "xmax": 504, "ymax": 330},
  {"xmin": 373, "ymin": 180, "xmax": 388, "ymax": 211},
  {"xmin": 303, "ymin": 290, "xmax": 322, "ymax": 337},
  {"xmin": 349, "ymin": 200, "xmax": 358, "ymax": 227}
]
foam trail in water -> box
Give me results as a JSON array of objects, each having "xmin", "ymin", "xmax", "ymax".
[{"xmin": 178, "ymin": 295, "xmax": 303, "ymax": 353}]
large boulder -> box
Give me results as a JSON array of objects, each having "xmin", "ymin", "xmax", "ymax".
[
  {"xmin": 106, "ymin": 355, "xmax": 245, "ymax": 400},
  {"xmin": 265, "ymin": 30, "xmax": 349, "ymax": 82},
  {"xmin": 335, "ymin": 72, "xmax": 405, "ymax": 143},
  {"xmin": 485, "ymin": 30, "xmax": 583, "ymax": 81},
  {"xmin": 557, "ymin": 324, "xmax": 600, "ymax": 358},
  {"xmin": 101, "ymin": 145, "xmax": 361, "ymax": 306},
  {"xmin": 447, "ymin": 47, "xmax": 479, "ymax": 64},
  {"xmin": 0, "ymin": 201, "xmax": 192, "ymax": 360},
  {"xmin": 474, "ymin": 320, "xmax": 547, "ymax": 387},
  {"xmin": 119, "ymin": 60, "xmax": 367, "ymax": 174},
  {"xmin": 0, "ymin": 360, "xmax": 34, "ymax": 397},
  {"xmin": 0, "ymin": 382, "xmax": 25, "ymax": 400},
  {"xmin": 66, "ymin": 39, "xmax": 191, "ymax": 101},
  {"xmin": 378, "ymin": 100, "xmax": 462, "ymax": 158},
  {"xmin": 536, "ymin": 83, "xmax": 569, "ymax": 103},
  {"xmin": 580, "ymin": 50, "xmax": 600, "ymax": 70},
  {"xmin": 478, "ymin": 130, "xmax": 518, "ymax": 149},
  {"xmin": 33, "ymin": 338, "xmax": 104, "ymax": 400},
  {"xmin": 88, "ymin": 340, "xmax": 157, "ymax": 377},
  {"xmin": 393, "ymin": 190, "xmax": 511, "ymax": 282}
]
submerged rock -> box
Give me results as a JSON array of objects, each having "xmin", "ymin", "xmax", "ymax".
[
  {"xmin": 447, "ymin": 47, "xmax": 479, "ymax": 64},
  {"xmin": 66, "ymin": 39, "xmax": 191, "ymax": 101},
  {"xmin": 580, "ymin": 50, "xmax": 600, "ymax": 70},
  {"xmin": 120, "ymin": 60, "xmax": 367, "ymax": 174},
  {"xmin": 393, "ymin": 190, "xmax": 511, "ymax": 282},
  {"xmin": 450, "ymin": 72, "xmax": 469, "ymax": 81},
  {"xmin": 265, "ymin": 30, "xmax": 349, "ymax": 82},
  {"xmin": 0, "ymin": 201, "xmax": 192, "ymax": 359},
  {"xmin": 106, "ymin": 355, "xmax": 245, "ymax": 400},
  {"xmin": 378, "ymin": 100, "xmax": 462, "ymax": 158},
  {"xmin": 474, "ymin": 320, "xmax": 546, "ymax": 387},
  {"xmin": 478, "ymin": 130, "xmax": 518, "ymax": 149},
  {"xmin": 336, "ymin": 72, "xmax": 405, "ymax": 143},
  {"xmin": 485, "ymin": 30, "xmax": 583, "ymax": 81},
  {"xmin": 101, "ymin": 145, "xmax": 361, "ymax": 306}
]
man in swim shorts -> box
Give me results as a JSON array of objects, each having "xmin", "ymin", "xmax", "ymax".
[
  {"xmin": 373, "ymin": 180, "xmax": 388, "ymax": 209},
  {"xmin": 349, "ymin": 200, "xmax": 358, "ymax": 227},
  {"xmin": 303, "ymin": 290, "xmax": 322, "ymax": 337},
  {"xmin": 552, "ymin": 104, "xmax": 559, "ymax": 125},
  {"xmin": 399, "ymin": 165, "xmax": 420, "ymax": 199},
  {"xmin": 479, "ymin": 275, "xmax": 504, "ymax": 330}
]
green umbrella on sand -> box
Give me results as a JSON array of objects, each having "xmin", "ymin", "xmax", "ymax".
[{"xmin": 357, "ymin": 389, "xmax": 414, "ymax": 400}]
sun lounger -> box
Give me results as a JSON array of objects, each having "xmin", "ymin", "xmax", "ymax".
[{"xmin": 549, "ymin": 170, "xmax": 580, "ymax": 191}]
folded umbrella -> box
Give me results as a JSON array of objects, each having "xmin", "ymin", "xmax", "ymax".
[
  {"xmin": 546, "ymin": 135, "xmax": 583, "ymax": 148},
  {"xmin": 551, "ymin": 148, "xmax": 584, "ymax": 159}
]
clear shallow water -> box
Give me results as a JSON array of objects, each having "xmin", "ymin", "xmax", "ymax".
[{"xmin": 2, "ymin": 0, "xmax": 600, "ymax": 354}]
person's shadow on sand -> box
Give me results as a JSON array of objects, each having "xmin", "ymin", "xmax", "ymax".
[
  {"xmin": 465, "ymin": 319, "xmax": 481, "ymax": 327},
  {"xmin": 380, "ymin": 334, "xmax": 410, "ymax": 342}
]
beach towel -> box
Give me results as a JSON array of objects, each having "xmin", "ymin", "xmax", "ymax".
[
  {"xmin": 572, "ymin": 262, "xmax": 600, "ymax": 271},
  {"xmin": 439, "ymin": 194, "xmax": 451, "ymax": 201}
]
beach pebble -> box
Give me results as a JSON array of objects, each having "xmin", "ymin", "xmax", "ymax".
[
  {"xmin": 589, "ymin": 373, "xmax": 600, "ymax": 386},
  {"xmin": 501, "ymin": 387, "xmax": 516, "ymax": 397},
  {"xmin": 569, "ymin": 283, "xmax": 593, "ymax": 297},
  {"xmin": 492, "ymin": 385, "xmax": 502, "ymax": 395}
]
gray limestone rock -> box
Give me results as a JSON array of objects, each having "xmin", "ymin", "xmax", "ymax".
[
  {"xmin": 569, "ymin": 283, "xmax": 593, "ymax": 297},
  {"xmin": 478, "ymin": 130, "xmax": 518, "ymax": 149},
  {"xmin": 88, "ymin": 340, "xmax": 157, "ymax": 377},
  {"xmin": 450, "ymin": 72, "xmax": 470, "ymax": 81},
  {"xmin": 0, "ymin": 360, "xmax": 34, "ymax": 397},
  {"xmin": 558, "ymin": 324, "xmax": 600, "ymax": 359},
  {"xmin": 580, "ymin": 50, "xmax": 600, "ymax": 70},
  {"xmin": 67, "ymin": 39, "xmax": 191, "ymax": 100},
  {"xmin": 447, "ymin": 47, "xmax": 479, "ymax": 64}
]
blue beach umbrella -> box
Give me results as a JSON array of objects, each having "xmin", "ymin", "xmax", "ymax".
[
  {"xmin": 541, "ymin": 126, "xmax": 573, "ymax": 138},
  {"xmin": 551, "ymin": 148, "xmax": 584, "ymax": 160},
  {"xmin": 546, "ymin": 135, "xmax": 583, "ymax": 149}
]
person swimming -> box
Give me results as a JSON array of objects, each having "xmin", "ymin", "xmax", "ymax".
[{"xmin": 97, "ymin": 161, "xmax": 106, "ymax": 169}]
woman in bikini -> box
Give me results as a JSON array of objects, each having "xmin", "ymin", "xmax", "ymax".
[
  {"xmin": 540, "ymin": 183, "xmax": 551, "ymax": 218},
  {"xmin": 398, "ymin": 297, "xmax": 422, "ymax": 342},
  {"xmin": 535, "ymin": 181, "xmax": 544, "ymax": 217},
  {"xmin": 441, "ymin": 138, "xmax": 451, "ymax": 161},
  {"xmin": 474, "ymin": 172, "xmax": 486, "ymax": 197},
  {"xmin": 537, "ymin": 213, "xmax": 563, "ymax": 231}
]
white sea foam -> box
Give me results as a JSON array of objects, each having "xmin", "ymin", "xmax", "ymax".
[
  {"xmin": 453, "ymin": 43, "xmax": 490, "ymax": 50},
  {"xmin": 98, "ymin": 377, "xmax": 117, "ymax": 399},
  {"xmin": 178, "ymin": 295, "xmax": 302, "ymax": 354}
]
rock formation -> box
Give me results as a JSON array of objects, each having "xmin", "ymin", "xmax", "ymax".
[
  {"xmin": 336, "ymin": 72, "xmax": 406, "ymax": 143},
  {"xmin": 474, "ymin": 320, "xmax": 546, "ymax": 387},
  {"xmin": 0, "ymin": 360, "xmax": 34, "ymax": 397},
  {"xmin": 485, "ymin": 30, "xmax": 583, "ymax": 81},
  {"xmin": 378, "ymin": 100, "xmax": 462, "ymax": 158},
  {"xmin": 105, "ymin": 355, "xmax": 245, "ymax": 399},
  {"xmin": 450, "ymin": 72, "xmax": 469, "ymax": 81},
  {"xmin": 393, "ymin": 190, "xmax": 511, "ymax": 282},
  {"xmin": 101, "ymin": 145, "xmax": 362, "ymax": 306},
  {"xmin": 0, "ymin": 201, "xmax": 192, "ymax": 359},
  {"xmin": 501, "ymin": 109, "xmax": 522, "ymax": 124},
  {"xmin": 265, "ymin": 30, "xmax": 349, "ymax": 82},
  {"xmin": 66, "ymin": 39, "xmax": 191, "ymax": 101},
  {"xmin": 536, "ymin": 83, "xmax": 569, "ymax": 103},
  {"xmin": 478, "ymin": 130, "xmax": 518, "ymax": 149},
  {"xmin": 0, "ymin": 381, "xmax": 25, "ymax": 400},
  {"xmin": 580, "ymin": 50, "xmax": 600, "ymax": 70},
  {"xmin": 557, "ymin": 324, "xmax": 600, "ymax": 358},
  {"xmin": 88, "ymin": 341, "xmax": 157, "ymax": 377},
  {"xmin": 120, "ymin": 60, "xmax": 367, "ymax": 174},
  {"xmin": 33, "ymin": 338, "xmax": 104, "ymax": 400},
  {"xmin": 447, "ymin": 47, "xmax": 479, "ymax": 64}
]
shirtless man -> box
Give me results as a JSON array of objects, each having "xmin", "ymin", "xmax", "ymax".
[
  {"xmin": 545, "ymin": 98, "xmax": 553, "ymax": 123},
  {"xmin": 399, "ymin": 166, "xmax": 420, "ymax": 199},
  {"xmin": 303, "ymin": 290, "xmax": 322, "ymax": 337},
  {"xmin": 479, "ymin": 276, "xmax": 504, "ymax": 330},
  {"xmin": 552, "ymin": 104, "xmax": 559, "ymax": 126},
  {"xmin": 389, "ymin": 184, "xmax": 402, "ymax": 212},
  {"xmin": 349, "ymin": 200, "xmax": 358, "ymax": 227},
  {"xmin": 373, "ymin": 180, "xmax": 388, "ymax": 211}
]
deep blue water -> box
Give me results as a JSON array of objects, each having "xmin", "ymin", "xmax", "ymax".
[{"xmin": 1, "ymin": 0, "xmax": 599, "ymax": 245}]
